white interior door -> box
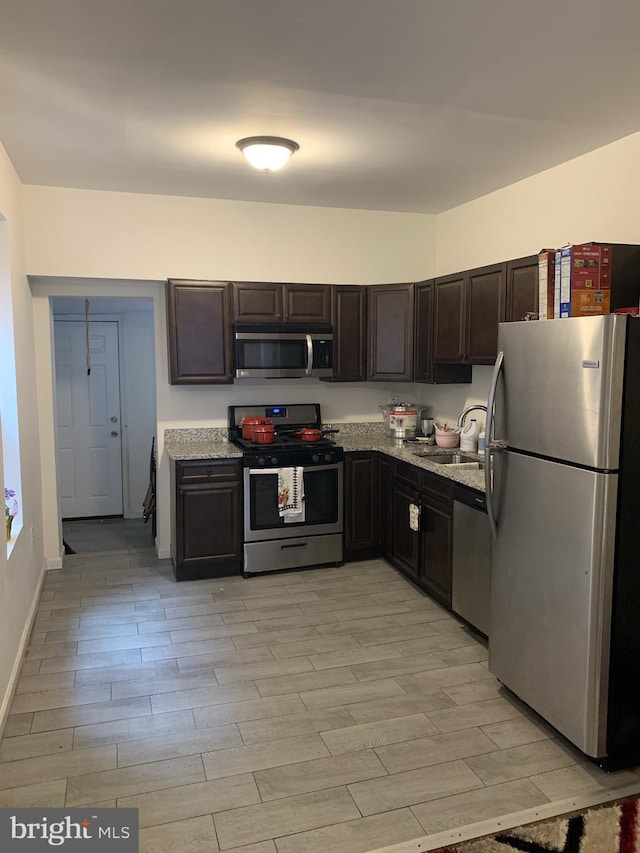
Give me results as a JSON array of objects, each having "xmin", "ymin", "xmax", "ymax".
[{"xmin": 55, "ymin": 320, "xmax": 123, "ymax": 518}]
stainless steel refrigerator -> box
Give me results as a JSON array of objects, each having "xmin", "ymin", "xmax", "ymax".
[{"xmin": 485, "ymin": 313, "xmax": 640, "ymax": 770}]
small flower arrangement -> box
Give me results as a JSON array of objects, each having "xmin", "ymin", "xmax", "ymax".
[{"xmin": 5, "ymin": 488, "xmax": 18, "ymax": 541}]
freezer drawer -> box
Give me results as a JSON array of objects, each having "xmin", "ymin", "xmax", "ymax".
[{"xmin": 452, "ymin": 487, "xmax": 491, "ymax": 636}]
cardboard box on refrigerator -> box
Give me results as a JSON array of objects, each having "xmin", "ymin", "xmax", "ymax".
[
  {"xmin": 537, "ymin": 249, "xmax": 556, "ymax": 319},
  {"xmin": 554, "ymin": 250, "xmax": 562, "ymax": 319},
  {"xmin": 559, "ymin": 243, "xmax": 611, "ymax": 317}
]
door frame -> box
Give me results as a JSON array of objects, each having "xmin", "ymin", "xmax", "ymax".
[{"xmin": 30, "ymin": 279, "xmax": 162, "ymax": 569}]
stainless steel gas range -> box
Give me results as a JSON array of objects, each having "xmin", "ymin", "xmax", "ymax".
[{"xmin": 228, "ymin": 403, "xmax": 344, "ymax": 575}]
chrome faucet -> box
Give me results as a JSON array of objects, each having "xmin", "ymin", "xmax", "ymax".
[{"xmin": 457, "ymin": 404, "xmax": 487, "ymax": 428}]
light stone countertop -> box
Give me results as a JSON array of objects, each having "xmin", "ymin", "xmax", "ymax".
[{"xmin": 164, "ymin": 424, "xmax": 486, "ymax": 492}]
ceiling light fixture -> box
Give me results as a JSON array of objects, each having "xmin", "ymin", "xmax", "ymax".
[{"xmin": 236, "ymin": 136, "xmax": 299, "ymax": 172}]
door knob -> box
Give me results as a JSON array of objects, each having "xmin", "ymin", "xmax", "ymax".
[
  {"xmin": 111, "ymin": 430, "xmax": 119, "ymax": 437},
  {"xmin": 110, "ymin": 416, "xmax": 118, "ymax": 423}
]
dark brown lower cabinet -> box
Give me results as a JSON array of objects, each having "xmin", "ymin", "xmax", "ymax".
[
  {"xmin": 378, "ymin": 454, "xmax": 394, "ymax": 560},
  {"xmin": 391, "ymin": 462, "xmax": 421, "ymax": 581},
  {"xmin": 343, "ymin": 453, "xmax": 454, "ymax": 607},
  {"xmin": 171, "ymin": 459, "xmax": 243, "ymax": 580},
  {"xmin": 344, "ymin": 453, "xmax": 380, "ymax": 561},
  {"xmin": 419, "ymin": 494, "xmax": 453, "ymax": 607}
]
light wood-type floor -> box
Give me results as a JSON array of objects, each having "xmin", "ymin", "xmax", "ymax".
[{"xmin": 1, "ymin": 518, "xmax": 638, "ymax": 853}]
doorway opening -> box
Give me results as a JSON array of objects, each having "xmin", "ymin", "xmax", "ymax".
[{"xmin": 51, "ymin": 295, "xmax": 157, "ymax": 556}]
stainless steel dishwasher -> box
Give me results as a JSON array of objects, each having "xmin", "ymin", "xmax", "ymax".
[{"xmin": 452, "ymin": 484, "xmax": 491, "ymax": 637}]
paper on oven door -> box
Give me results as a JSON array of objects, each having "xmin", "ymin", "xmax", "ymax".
[{"xmin": 278, "ymin": 467, "xmax": 305, "ymax": 521}]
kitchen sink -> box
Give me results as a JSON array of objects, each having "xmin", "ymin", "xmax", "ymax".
[{"xmin": 413, "ymin": 452, "xmax": 484, "ymax": 469}]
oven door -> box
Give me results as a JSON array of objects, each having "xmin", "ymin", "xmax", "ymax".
[{"xmin": 244, "ymin": 463, "xmax": 343, "ymax": 542}]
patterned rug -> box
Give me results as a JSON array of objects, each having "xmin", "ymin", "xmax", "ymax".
[{"xmin": 432, "ymin": 797, "xmax": 639, "ymax": 853}]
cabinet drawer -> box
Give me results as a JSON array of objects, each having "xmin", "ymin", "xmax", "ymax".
[
  {"xmin": 420, "ymin": 470, "xmax": 454, "ymax": 502},
  {"xmin": 395, "ymin": 460, "xmax": 420, "ymax": 487},
  {"xmin": 176, "ymin": 460, "xmax": 241, "ymax": 484}
]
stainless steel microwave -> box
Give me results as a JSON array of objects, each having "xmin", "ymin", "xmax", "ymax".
[{"xmin": 234, "ymin": 324, "xmax": 333, "ymax": 379}]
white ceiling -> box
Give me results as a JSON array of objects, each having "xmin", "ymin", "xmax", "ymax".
[{"xmin": 2, "ymin": 0, "xmax": 640, "ymax": 214}]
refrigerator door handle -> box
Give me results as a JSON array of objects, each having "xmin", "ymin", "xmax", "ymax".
[{"xmin": 485, "ymin": 350, "xmax": 504, "ymax": 538}]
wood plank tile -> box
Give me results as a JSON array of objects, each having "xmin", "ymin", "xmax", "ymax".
[
  {"xmin": 75, "ymin": 659, "xmax": 180, "ymax": 687},
  {"xmin": 348, "ymin": 759, "xmax": 484, "ymax": 816},
  {"xmin": 0, "ymin": 728, "xmax": 74, "ymax": 762},
  {"xmin": 3, "ymin": 713, "xmax": 34, "ymax": 737},
  {"xmin": 320, "ymin": 713, "xmax": 439, "ymax": 756},
  {"xmin": 254, "ymin": 749, "xmax": 387, "ymax": 801},
  {"xmin": 299, "ymin": 677, "xmax": 406, "ymax": 711},
  {"xmin": 111, "ymin": 669, "xmax": 220, "ymax": 701},
  {"xmin": 375, "ymin": 728, "xmax": 498, "ymax": 774},
  {"xmin": 202, "ymin": 733, "xmax": 329, "ymax": 780},
  {"xmin": 10, "ymin": 684, "xmax": 112, "ymax": 715},
  {"xmin": 194, "ymin": 695, "xmax": 306, "ymax": 729},
  {"xmin": 0, "ymin": 779, "xmax": 67, "ymax": 808},
  {"xmin": 214, "ymin": 786, "xmax": 360, "ymax": 850},
  {"xmin": 66, "ymin": 754, "xmax": 206, "ymax": 806},
  {"xmin": 117, "ymin": 723, "xmax": 242, "ymax": 768},
  {"xmin": 255, "ymin": 666, "xmax": 357, "ymax": 698},
  {"xmin": 39, "ymin": 649, "xmax": 143, "ymax": 674},
  {"xmin": 308, "ymin": 644, "xmax": 401, "ymax": 671},
  {"xmin": 464, "ymin": 738, "xmax": 579, "ymax": 785},
  {"xmin": 269, "ymin": 635, "xmax": 361, "ymax": 660},
  {"xmin": 73, "ymin": 708, "xmax": 196, "ymax": 749},
  {"xmin": 16, "ymin": 672, "xmax": 76, "ymax": 695},
  {"xmin": 412, "ymin": 778, "xmax": 550, "ymax": 833},
  {"xmin": 118, "ymin": 773, "xmax": 260, "ymax": 828},
  {"xmin": 150, "ymin": 682, "xmax": 259, "ymax": 714},
  {"xmin": 0, "ymin": 745, "xmax": 117, "ymax": 791},
  {"xmin": 238, "ymin": 708, "xmax": 355, "ymax": 745},
  {"xmin": 426, "ymin": 697, "xmax": 524, "ymax": 733},
  {"xmin": 141, "ymin": 638, "xmax": 237, "ymax": 662},
  {"xmin": 213, "ymin": 657, "xmax": 313, "ymax": 686},
  {"xmin": 346, "ymin": 692, "xmax": 455, "ymax": 725},
  {"xmin": 274, "ymin": 808, "xmax": 425, "ymax": 853},
  {"xmin": 139, "ymin": 815, "xmax": 219, "ymax": 853},
  {"xmin": 31, "ymin": 697, "xmax": 152, "ymax": 733},
  {"xmin": 76, "ymin": 633, "xmax": 172, "ymax": 654}
]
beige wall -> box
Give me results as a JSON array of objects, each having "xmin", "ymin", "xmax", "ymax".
[
  {"xmin": 0, "ymin": 143, "xmax": 46, "ymax": 731},
  {"xmin": 23, "ymin": 186, "xmax": 436, "ymax": 284},
  {"xmin": 435, "ymin": 131, "xmax": 640, "ymax": 275}
]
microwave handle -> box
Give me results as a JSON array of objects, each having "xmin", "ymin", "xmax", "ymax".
[{"xmin": 305, "ymin": 334, "xmax": 313, "ymax": 375}]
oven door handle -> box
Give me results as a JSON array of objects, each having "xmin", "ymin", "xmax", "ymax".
[
  {"xmin": 305, "ymin": 334, "xmax": 313, "ymax": 375},
  {"xmin": 248, "ymin": 464, "xmax": 340, "ymax": 475}
]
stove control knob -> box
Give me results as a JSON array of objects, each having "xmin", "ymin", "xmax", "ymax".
[
  {"xmin": 258, "ymin": 456, "xmax": 266, "ymax": 466},
  {"xmin": 312, "ymin": 453, "xmax": 320, "ymax": 463},
  {"xmin": 270, "ymin": 456, "xmax": 278, "ymax": 466},
  {"xmin": 324, "ymin": 452, "xmax": 333, "ymax": 463}
]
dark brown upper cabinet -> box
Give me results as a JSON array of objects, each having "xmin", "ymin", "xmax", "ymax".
[
  {"xmin": 328, "ymin": 285, "xmax": 367, "ymax": 382},
  {"xmin": 416, "ymin": 279, "xmax": 472, "ymax": 384},
  {"xmin": 232, "ymin": 282, "xmax": 331, "ymax": 324},
  {"xmin": 414, "ymin": 280, "xmax": 435, "ymax": 383},
  {"xmin": 367, "ymin": 283, "xmax": 415, "ymax": 382},
  {"xmin": 166, "ymin": 279, "xmax": 233, "ymax": 385},
  {"xmin": 434, "ymin": 262, "xmax": 506, "ymax": 365},
  {"xmin": 505, "ymin": 254, "xmax": 539, "ymax": 322},
  {"xmin": 284, "ymin": 283, "xmax": 332, "ymax": 323},
  {"xmin": 232, "ymin": 282, "xmax": 282, "ymax": 322}
]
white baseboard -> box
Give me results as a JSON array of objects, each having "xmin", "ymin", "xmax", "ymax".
[
  {"xmin": 0, "ymin": 561, "xmax": 48, "ymax": 739},
  {"xmin": 156, "ymin": 544, "xmax": 171, "ymax": 559}
]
